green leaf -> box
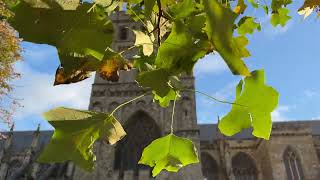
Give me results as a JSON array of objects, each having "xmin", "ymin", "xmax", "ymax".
[
  {"xmin": 170, "ymin": 0, "xmax": 195, "ymax": 19},
  {"xmin": 153, "ymin": 89, "xmax": 178, "ymax": 108},
  {"xmin": 136, "ymin": 68, "xmax": 171, "ymax": 97},
  {"xmin": 9, "ymin": 0, "xmax": 113, "ymax": 61},
  {"xmin": 270, "ymin": 8, "xmax": 291, "ymax": 27},
  {"xmin": 262, "ymin": 5, "xmax": 269, "ymax": 14},
  {"xmin": 248, "ymin": 0, "xmax": 259, "ymax": 8},
  {"xmin": 271, "ymin": 0, "xmax": 292, "ymax": 12},
  {"xmin": 144, "ymin": 0, "xmax": 155, "ymax": 18},
  {"xmin": 139, "ymin": 134, "xmax": 199, "ymax": 177},
  {"xmin": 237, "ymin": 17, "xmax": 261, "ymax": 35},
  {"xmin": 203, "ymin": 0, "xmax": 251, "ymax": 76},
  {"xmin": 37, "ymin": 107, "xmax": 126, "ymax": 171},
  {"xmin": 155, "ymin": 21, "xmax": 211, "ymax": 74},
  {"xmin": 218, "ymin": 70, "xmax": 279, "ymax": 140}
]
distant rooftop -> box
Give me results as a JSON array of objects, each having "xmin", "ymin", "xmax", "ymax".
[{"xmin": 1, "ymin": 120, "xmax": 320, "ymax": 154}]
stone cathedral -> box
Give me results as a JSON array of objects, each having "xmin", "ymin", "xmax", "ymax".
[{"xmin": 1, "ymin": 12, "xmax": 320, "ymax": 180}]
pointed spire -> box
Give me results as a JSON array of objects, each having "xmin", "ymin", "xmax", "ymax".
[
  {"xmin": 31, "ymin": 124, "xmax": 41, "ymax": 149},
  {"xmin": 4, "ymin": 123, "xmax": 14, "ymax": 150},
  {"xmin": 36, "ymin": 123, "xmax": 40, "ymax": 133},
  {"xmin": 9, "ymin": 123, "xmax": 14, "ymax": 134}
]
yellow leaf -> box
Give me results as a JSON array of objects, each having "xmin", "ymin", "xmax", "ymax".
[{"xmin": 298, "ymin": 0, "xmax": 320, "ymax": 19}]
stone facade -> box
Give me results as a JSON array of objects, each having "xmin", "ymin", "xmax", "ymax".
[{"xmin": 0, "ymin": 12, "xmax": 320, "ymax": 180}]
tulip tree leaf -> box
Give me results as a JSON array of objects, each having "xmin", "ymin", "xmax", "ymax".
[
  {"xmin": 298, "ymin": 0, "xmax": 320, "ymax": 19},
  {"xmin": 237, "ymin": 17, "xmax": 261, "ymax": 35},
  {"xmin": 155, "ymin": 21, "xmax": 211, "ymax": 74},
  {"xmin": 203, "ymin": 0, "xmax": 251, "ymax": 76},
  {"xmin": 136, "ymin": 68, "xmax": 171, "ymax": 97},
  {"xmin": 271, "ymin": 8, "xmax": 291, "ymax": 27},
  {"xmin": 153, "ymin": 89, "xmax": 178, "ymax": 108},
  {"xmin": 218, "ymin": 70, "xmax": 279, "ymax": 140},
  {"xmin": 170, "ymin": 0, "xmax": 195, "ymax": 19},
  {"xmin": 248, "ymin": 0, "xmax": 259, "ymax": 8},
  {"xmin": 133, "ymin": 30, "xmax": 154, "ymax": 56},
  {"xmin": 37, "ymin": 107, "xmax": 126, "ymax": 171},
  {"xmin": 8, "ymin": 1, "xmax": 114, "ymax": 57},
  {"xmin": 139, "ymin": 134, "xmax": 199, "ymax": 177},
  {"xmin": 144, "ymin": 0, "xmax": 155, "ymax": 18},
  {"xmin": 271, "ymin": 0, "xmax": 292, "ymax": 12}
]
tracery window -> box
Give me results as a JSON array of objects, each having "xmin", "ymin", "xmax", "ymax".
[
  {"xmin": 201, "ymin": 152, "xmax": 219, "ymax": 180},
  {"xmin": 283, "ymin": 147, "xmax": 304, "ymax": 180},
  {"xmin": 232, "ymin": 152, "xmax": 258, "ymax": 180},
  {"xmin": 114, "ymin": 111, "xmax": 161, "ymax": 179}
]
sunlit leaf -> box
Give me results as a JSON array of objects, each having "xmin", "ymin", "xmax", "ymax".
[
  {"xmin": 99, "ymin": 50, "xmax": 133, "ymax": 82},
  {"xmin": 139, "ymin": 134, "xmax": 199, "ymax": 177},
  {"xmin": 219, "ymin": 70, "xmax": 279, "ymax": 140},
  {"xmin": 153, "ymin": 89, "xmax": 178, "ymax": 108},
  {"xmin": 298, "ymin": 0, "xmax": 320, "ymax": 19},
  {"xmin": 234, "ymin": 0, "xmax": 247, "ymax": 14},
  {"xmin": 133, "ymin": 30, "xmax": 154, "ymax": 56},
  {"xmin": 237, "ymin": 17, "xmax": 261, "ymax": 35},
  {"xmin": 155, "ymin": 20, "xmax": 212, "ymax": 74},
  {"xmin": 203, "ymin": 0, "xmax": 251, "ymax": 76},
  {"xmin": 37, "ymin": 107, "xmax": 126, "ymax": 171},
  {"xmin": 271, "ymin": 8, "xmax": 291, "ymax": 27},
  {"xmin": 248, "ymin": 0, "xmax": 259, "ymax": 8}
]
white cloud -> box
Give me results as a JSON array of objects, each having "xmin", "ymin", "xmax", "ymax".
[
  {"xmin": 194, "ymin": 54, "xmax": 228, "ymax": 76},
  {"xmin": 12, "ymin": 61, "xmax": 94, "ymax": 120},
  {"xmin": 271, "ymin": 105, "xmax": 291, "ymax": 121},
  {"xmin": 304, "ymin": 89, "xmax": 319, "ymax": 98}
]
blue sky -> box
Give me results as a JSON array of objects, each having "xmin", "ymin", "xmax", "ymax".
[{"xmin": 1, "ymin": 2, "xmax": 320, "ymax": 131}]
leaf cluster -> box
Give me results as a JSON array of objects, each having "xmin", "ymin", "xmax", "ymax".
[{"xmin": 4, "ymin": 0, "xmax": 319, "ymax": 176}]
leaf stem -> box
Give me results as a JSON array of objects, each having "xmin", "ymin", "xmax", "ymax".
[
  {"xmin": 183, "ymin": 89, "xmax": 247, "ymax": 107},
  {"xmin": 119, "ymin": 43, "xmax": 155, "ymax": 55},
  {"xmin": 110, "ymin": 93, "xmax": 147, "ymax": 116},
  {"xmin": 170, "ymin": 93, "xmax": 178, "ymax": 134}
]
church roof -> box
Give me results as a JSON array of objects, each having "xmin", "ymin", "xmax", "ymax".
[
  {"xmin": 199, "ymin": 120, "xmax": 320, "ymax": 143},
  {"xmin": 1, "ymin": 120, "xmax": 320, "ymax": 153},
  {"xmin": 0, "ymin": 130, "xmax": 53, "ymax": 153}
]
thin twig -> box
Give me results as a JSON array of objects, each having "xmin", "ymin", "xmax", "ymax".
[
  {"xmin": 183, "ymin": 89, "xmax": 248, "ymax": 107},
  {"xmin": 119, "ymin": 43, "xmax": 155, "ymax": 55},
  {"xmin": 170, "ymin": 93, "xmax": 178, "ymax": 134},
  {"xmin": 110, "ymin": 93, "xmax": 147, "ymax": 116},
  {"xmin": 156, "ymin": 0, "xmax": 162, "ymax": 46}
]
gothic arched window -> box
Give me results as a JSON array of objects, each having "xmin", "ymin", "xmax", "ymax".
[
  {"xmin": 232, "ymin": 152, "xmax": 258, "ymax": 180},
  {"xmin": 283, "ymin": 147, "xmax": 304, "ymax": 180},
  {"xmin": 201, "ymin": 152, "xmax": 219, "ymax": 180},
  {"xmin": 114, "ymin": 111, "xmax": 161, "ymax": 178}
]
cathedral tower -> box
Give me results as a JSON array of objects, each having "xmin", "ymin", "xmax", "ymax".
[{"xmin": 73, "ymin": 12, "xmax": 203, "ymax": 180}]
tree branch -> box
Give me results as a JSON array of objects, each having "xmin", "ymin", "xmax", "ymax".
[{"xmin": 156, "ymin": 0, "xmax": 162, "ymax": 46}]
